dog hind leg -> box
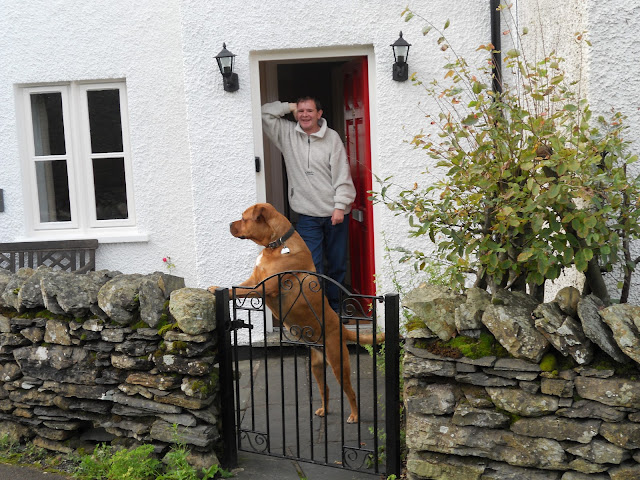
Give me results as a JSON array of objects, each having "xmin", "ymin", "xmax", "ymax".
[
  {"xmin": 310, "ymin": 347, "xmax": 329, "ymax": 417},
  {"xmin": 326, "ymin": 342, "xmax": 359, "ymax": 424}
]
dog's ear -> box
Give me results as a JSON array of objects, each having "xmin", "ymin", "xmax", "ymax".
[{"xmin": 250, "ymin": 205, "xmax": 264, "ymax": 222}]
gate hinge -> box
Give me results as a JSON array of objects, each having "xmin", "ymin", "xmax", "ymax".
[{"xmin": 230, "ymin": 319, "xmax": 253, "ymax": 331}]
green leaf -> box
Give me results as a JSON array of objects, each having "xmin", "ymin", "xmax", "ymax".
[
  {"xmin": 564, "ymin": 104, "xmax": 578, "ymax": 112},
  {"xmin": 549, "ymin": 184, "xmax": 561, "ymax": 198},
  {"xmin": 538, "ymin": 255, "xmax": 550, "ymax": 275},
  {"xmin": 462, "ymin": 114, "xmax": 479, "ymax": 126},
  {"xmin": 574, "ymin": 250, "xmax": 589, "ymax": 271},
  {"xmin": 584, "ymin": 216, "xmax": 597, "ymax": 229},
  {"xmin": 521, "ymin": 162, "xmax": 534, "ymax": 171},
  {"xmin": 444, "ymin": 19, "xmax": 450, "ymax": 30},
  {"xmin": 517, "ymin": 250, "xmax": 533, "ymax": 262},
  {"xmin": 422, "ymin": 26, "xmax": 432, "ymax": 36},
  {"xmin": 531, "ymin": 214, "xmax": 545, "ymax": 233},
  {"xmin": 528, "ymin": 271, "xmax": 545, "ymax": 286},
  {"xmin": 562, "ymin": 247, "xmax": 574, "ymax": 264},
  {"xmin": 550, "ymin": 75, "xmax": 564, "ymax": 85}
]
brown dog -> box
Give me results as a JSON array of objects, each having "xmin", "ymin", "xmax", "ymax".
[{"xmin": 209, "ymin": 203, "xmax": 384, "ymax": 423}]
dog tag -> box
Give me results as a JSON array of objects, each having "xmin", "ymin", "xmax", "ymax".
[{"xmin": 281, "ymin": 245, "xmax": 290, "ymax": 254}]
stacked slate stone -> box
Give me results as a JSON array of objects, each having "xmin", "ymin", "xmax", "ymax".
[
  {"xmin": 0, "ymin": 267, "xmax": 221, "ymax": 470},
  {"xmin": 403, "ymin": 284, "xmax": 640, "ymax": 480}
]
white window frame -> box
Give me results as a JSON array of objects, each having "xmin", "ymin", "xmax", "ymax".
[{"xmin": 18, "ymin": 81, "xmax": 138, "ymax": 240}]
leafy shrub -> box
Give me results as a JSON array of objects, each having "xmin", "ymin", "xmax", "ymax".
[
  {"xmin": 74, "ymin": 444, "xmax": 160, "ymax": 480},
  {"xmin": 373, "ymin": 6, "xmax": 640, "ymax": 304}
]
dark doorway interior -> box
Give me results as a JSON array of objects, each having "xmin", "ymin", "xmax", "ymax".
[
  {"xmin": 261, "ymin": 57, "xmax": 376, "ymax": 312},
  {"xmin": 275, "ymin": 61, "xmax": 347, "ymax": 220}
]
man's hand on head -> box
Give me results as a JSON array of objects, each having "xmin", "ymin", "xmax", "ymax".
[
  {"xmin": 331, "ymin": 209, "xmax": 345, "ymax": 225},
  {"xmin": 289, "ymin": 102, "xmax": 298, "ymax": 121}
]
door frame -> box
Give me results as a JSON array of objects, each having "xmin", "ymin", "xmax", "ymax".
[{"xmin": 249, "ymin": 45, "xmax": 381, "ymax": 314}]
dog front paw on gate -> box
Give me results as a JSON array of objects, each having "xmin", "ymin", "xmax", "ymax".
[{"xmin": 207, "ymin": 286, "xmax": 221, "ymax": 294}]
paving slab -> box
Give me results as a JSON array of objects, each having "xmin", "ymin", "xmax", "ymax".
[
  {"xmin": 231, "ymin": 347, "xmax": 387, "ymax": 479},
  {"xmin": 0, "ymin": 464, "xmax": 71, "ymax": 480}
]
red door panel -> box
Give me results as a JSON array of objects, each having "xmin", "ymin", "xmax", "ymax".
[{"xmin": 343, "ymin": 57, "xmax": 375, "ymax": 297}]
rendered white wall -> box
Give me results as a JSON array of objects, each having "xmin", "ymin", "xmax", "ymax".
[
  {"xmin": 2, "ymin": 0, "xmax": 637, "ymax": 302},
  {"xmin": 180, "ymin": 0, "xmax": 491, "ymax": 293},
  {"xmin": 0, "ymin": 0, "xmax": 198, "ymax": 284},
  {"xmin": 586, "ymin": 0, "xmax": 640, "ymax": 304},
  {"xmin": 512, "ymin": 0, "xmax": 640, "ymax": 303}
]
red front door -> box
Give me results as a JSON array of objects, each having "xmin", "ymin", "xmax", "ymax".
[{"xmin": 343, "ymin": 57, "xmax": 375, "ymax": 297}]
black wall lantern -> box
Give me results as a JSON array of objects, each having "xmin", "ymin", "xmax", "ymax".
[
  {"xmin": 391, "ymin": 31, "xmax": 411, "ymax": 82},
  {"xmin": 215, "ymin": 43, "xmax": 239, "ymax": 92}
]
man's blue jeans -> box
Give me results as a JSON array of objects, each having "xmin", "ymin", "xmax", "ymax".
[{"xmin": 296, "ymin": 214, "xmax": 349, "ymax": 313}]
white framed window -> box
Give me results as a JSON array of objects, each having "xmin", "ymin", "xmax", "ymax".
[{"xmin": 18, "ymin": 81, "xmax": 137, "ymax": 238}]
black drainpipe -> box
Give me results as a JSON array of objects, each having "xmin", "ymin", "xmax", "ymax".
[{"xmin": 490, "ymin": 0, "xmax": 502, "ymax": 95}]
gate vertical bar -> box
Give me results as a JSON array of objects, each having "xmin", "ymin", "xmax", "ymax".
[
  {"xmin": 216, "ymin": 287, "xmax": 238, "ymax": 468},
  {"xmin": 384, "ymin": 293, "xmax": 401, "ymax": 478}
]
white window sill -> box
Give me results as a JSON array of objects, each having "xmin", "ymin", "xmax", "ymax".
[{"xmin": 16, "ymin": 230, "xmax": 149, "ymax": 244}]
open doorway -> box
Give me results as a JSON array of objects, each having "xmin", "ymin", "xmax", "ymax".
[{"xmin": 258, "ymin": 56, "xmax": 376, "ymax": 310}]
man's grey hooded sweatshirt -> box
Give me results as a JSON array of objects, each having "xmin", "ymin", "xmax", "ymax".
[{"xmin": 261, "ymin": 101, "xmax": 356, "ymax": 217}]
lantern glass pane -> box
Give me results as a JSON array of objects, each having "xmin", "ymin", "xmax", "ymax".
[
  {"xmin": 218, "ymin": 56, "xmax": 233, "ymax": 74},
  {"xmin": 395, "ymin": 46, "xmax": 409, "ymax": 63}
]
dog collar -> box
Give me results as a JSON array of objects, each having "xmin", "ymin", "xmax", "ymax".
[{"xmin": 266, "ymin": 225, "xmax": 295, "ymax": 249}]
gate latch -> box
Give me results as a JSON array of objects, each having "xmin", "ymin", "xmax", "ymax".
[{"xmin": 230, "ymin": 319, "xmax": 253, "ymax": 331}]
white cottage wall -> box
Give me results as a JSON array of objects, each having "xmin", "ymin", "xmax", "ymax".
[
  {"xmin": 180, "ymin": 0, "xmax": 491, "ymax": 293},
  {"xmin": 4, "ymin": 1, "xmax": 636, "ymax": 304},
  {"xmin": 512, "ymin": 0, "xmax": 640, "ymax": 303},
  {"xmin": 585, "ymin": 0, "xmax": 640, "ymax": 304},
  {"xmin": 0, "ymin": 0, "xmax": 198, "ymax": 284}
]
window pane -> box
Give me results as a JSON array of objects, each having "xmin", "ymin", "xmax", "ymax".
[
  {"xmin": 93, "ymin": 157, "xmax": 128, "ymax": 220},
  {"xmin": 31, "ymin": 93, "xmax": 66, "ymax": 156},
  {"xmin": 35, "ymin": 160, "xmax": 71, "ymax": 222},
  {"xmin": 87, "ymin": 89, "xmax": 123, "ymax": 153}
]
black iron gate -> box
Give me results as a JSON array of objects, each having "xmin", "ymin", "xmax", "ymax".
[{"xmin": 216, "ymin": 271, "xmax": 400, "ymax": 477}]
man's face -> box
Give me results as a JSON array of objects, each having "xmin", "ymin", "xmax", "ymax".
[{"xmin": 297, "ymin": 100, "xmax": 323, "ymax": 134}]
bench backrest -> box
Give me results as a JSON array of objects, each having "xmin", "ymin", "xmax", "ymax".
[{"xmin": 0, "ymin": 239, "xmax": 98, "ymax": 274}]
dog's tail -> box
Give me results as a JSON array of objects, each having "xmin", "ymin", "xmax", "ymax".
[{"xmin": 343, "ymin": 327, "xmax": 385, "ymax": 346}]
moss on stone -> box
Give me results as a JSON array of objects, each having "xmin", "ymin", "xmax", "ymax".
[
  {"xmin": 130, "ymin": 319, "xmax": 150, "ymax": 330},
  {"xmin": 444, "ymin": 332, "xmax": 508, "ymax": 359},
  {"xmin": 35, "ymin": 310, "xmax": 70, "ymax": 322},
  {"xmin": 190, "ymin": 379, "xmax": 210, "ymax": 395},
  {"xmin": 0, "ymin": 307, "xmax": 18, "ymax": 318},
  {"xmin": 190, "ymin": 371, "xmax": 220, "ymax": 396},
  {"xmin": 413, "ymin": 339, "xmax": 429, "ymax": 350},
  {"xmin": 405, "ymin": 318, "xmax": 428, "ymax": 332},
  {"xmin": 494, "ymin": 406, "xmax": 521, "ymax": 425},
  {"xmin": 157, "ymin": 322, "xmax": 178, "ymax": 335},
  {"xmin": 539, "ymin": 353, "xmax": 557, "ymax": 372},
  {"xmin": 152, "ymin": 349, "xmax": 164, "ymax": 359},
  {"xmin": 556, "ymin": 354, "xmax": 577, "ymax": 372},
  {"xmin": 590, "ymin": 350, "xmax": 639, "ymax": 377},
  {"xmin": 429, "ymin": 332, "xmax": 509, "ymax": 360},
  {"xmin": 166, "ymin": 340, "xmax": 188, "ymax": 354}
]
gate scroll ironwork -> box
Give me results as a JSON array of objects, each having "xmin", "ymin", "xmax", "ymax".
[{"xmin": 216, "ymin": 271, "xmax": 401, "ymax": 477}]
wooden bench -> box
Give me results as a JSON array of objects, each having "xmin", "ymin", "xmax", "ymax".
[{"xmin": 0, "ymin": 239, "xmax": 98, "ymax": 274}]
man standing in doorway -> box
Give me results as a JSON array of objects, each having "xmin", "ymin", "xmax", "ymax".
[{"xmin": 262, "ymin": 97, "xmax": 356, "ymax": 314}]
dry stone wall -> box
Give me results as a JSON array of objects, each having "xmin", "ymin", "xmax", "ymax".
[
  {"xmin": 0, "ymin": 267, "xmax": 222, "ymax": 469},
  {"xmin": 404, "ymin": 284, "xmax": 640, "ymax": 480}
]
